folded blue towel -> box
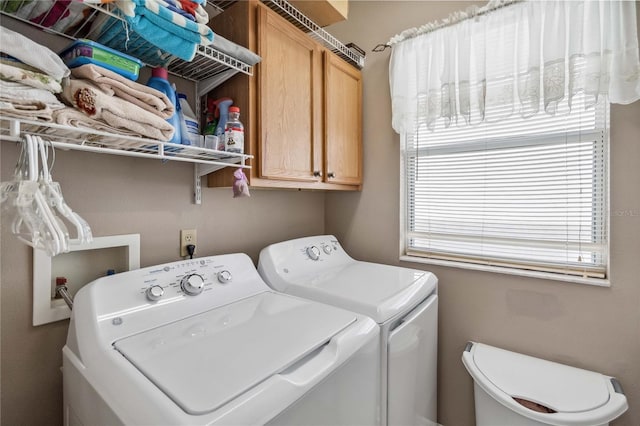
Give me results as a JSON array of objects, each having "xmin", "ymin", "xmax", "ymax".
[
  {"xmin": 124, "ymin": 13, "xmax": 199, "ymax": 61},
  {"xmin": 156, "ymin": 0, "xmax": 195, "ymax": 22},
  {"xmin": 107, "ymin": 0, "xmax": 214, "ymax": 62},
  {"xmin": 120, "ymin": 0, "xmax": 212, "ymax": 42},
  {"xmin": 95, "ymin": 15, "xmax": 175, "ymax": 66}
]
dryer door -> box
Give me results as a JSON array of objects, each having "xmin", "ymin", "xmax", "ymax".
[{"xmin": 387, "ymin": 294, "xmax": 438, "ymax": 426}]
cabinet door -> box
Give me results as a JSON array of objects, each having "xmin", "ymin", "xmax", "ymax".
[
  {"xmin": 324, "ymin": 51, "xmax": 362, "ymax": 186},
  {"xmin": 257, "ymin": 6, "xmax": 323, "ymax": 182}
]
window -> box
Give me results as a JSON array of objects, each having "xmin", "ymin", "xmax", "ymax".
[{"xmin": 402, "ymin": 94, "xmax": 609, "ymax": 279}]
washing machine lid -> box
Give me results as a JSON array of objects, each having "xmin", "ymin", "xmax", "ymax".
[
  {"xmin": 291, "ymin": 262, "xmax": 436, "ymax": 324},
  {"xmin": 472, "ymin": 343, "xmax": 610, "ymax": 413},
  {"xmin": 114, "ymin": 292, "xmax": 356, "ymax": 415}
]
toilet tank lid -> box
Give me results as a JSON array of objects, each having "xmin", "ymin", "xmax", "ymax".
[{"xmin": 469, "ymin": 343, "xmax": 611, "ymax": 414}]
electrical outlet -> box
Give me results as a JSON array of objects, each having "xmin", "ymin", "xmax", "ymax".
[{"xmin": 180, "ymin": 229, "xmax": 197, "ymax": 257}]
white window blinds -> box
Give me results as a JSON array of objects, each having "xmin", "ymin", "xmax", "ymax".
[{"xmin": 403, "ymin": 94, "xmax": 609, "ymax": 278}]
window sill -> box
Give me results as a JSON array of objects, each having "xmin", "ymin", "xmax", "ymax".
[{"xmin": 399, "ymin": 255, "xmax": 611, "ymax": 288}]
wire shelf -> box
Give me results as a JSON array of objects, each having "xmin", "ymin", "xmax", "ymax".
[
  {"xmin": 0, "ymin": 117, "xmax": 252, "ymax": 171},
  {"xmin": 261, "ymin": 0, "xmax": 365, "ymax": 69},
  {"xmin": 0, "ymin": 1, "xmax": 253, "ymax": 82}
]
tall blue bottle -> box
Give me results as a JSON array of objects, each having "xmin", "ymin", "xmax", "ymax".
[{"xmin": 147, "ymin": 67, "xmax": 181, "ymax": 144}]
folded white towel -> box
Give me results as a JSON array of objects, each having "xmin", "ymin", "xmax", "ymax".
[
  {"xmin": 0, "ymin": 79, "xmax": 65, "ymax": 107},
  {"xmin": 53, "ymin": 106, "xmax": 146, "ymax": 138},
  {"xmin": 0, "ymin": 62, "xmax": 63, "ymax": 93},
  {"xmin": 0, "ymin": 25, "xmax": 69, "ymax": 81},
  {"xmin": 0, "ymin": 100, "xmax": 57, "ymax": 122}
]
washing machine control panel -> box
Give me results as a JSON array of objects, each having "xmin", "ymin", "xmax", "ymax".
[
  {"xmin": 302, "ymin": 238, "xmax": 343, "ymax": 262},
  {"xmin": 259, "ymin": 236, "xmax": 353, "ymax": 289},
  {"xmin": 138, "ymin": 258, "xmax": 242, "ymax": 303},
  {"xmin": 82, "ymin": 254, "xmax": 268, "ymax": 340}
]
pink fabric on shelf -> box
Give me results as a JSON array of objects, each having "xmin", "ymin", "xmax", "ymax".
[{"xmin": 30, "ymin": 0, "xmax": 72, "ymax": 28}]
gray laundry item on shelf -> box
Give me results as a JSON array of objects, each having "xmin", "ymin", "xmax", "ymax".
[
  {"xmin": 211, "ymin": 33, "xmax": 262, "ymax": 66},
  {"xmin": 0, "ymin": 25, "xmax": 70, "ymax": 81}
]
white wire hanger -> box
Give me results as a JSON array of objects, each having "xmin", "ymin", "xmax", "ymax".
[{"xmin": 0, "ymin": 134, "xmax": 92, "ymax": 256}]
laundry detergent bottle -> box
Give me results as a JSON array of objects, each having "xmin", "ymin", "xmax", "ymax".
[{"xmin": 146, "ymin": 67, "xmax": 181, "ymax": 144}]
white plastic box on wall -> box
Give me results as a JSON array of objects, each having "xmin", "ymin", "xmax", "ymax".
[{"xmin": 33, "ymin": 234, "xmax": 140, "ymax": 326}]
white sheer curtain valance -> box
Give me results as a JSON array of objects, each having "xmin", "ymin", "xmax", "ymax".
[{"xmin": 389, "ymin": 0, "xmax": 640, "ymax": 134}]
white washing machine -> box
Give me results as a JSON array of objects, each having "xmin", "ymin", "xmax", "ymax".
[
  {"xmin": 63, "ymin": 253, "xmax": 380, "ymax": 426},
  {"xmin": 258, "ymin": 235, "xmax": 439, "ymax": 426}
]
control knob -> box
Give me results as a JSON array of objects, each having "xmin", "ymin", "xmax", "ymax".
[
  {"xmin": 145, "ymin": 285, "xmax": 164, "ymax": 302},
  {"xmin": 306, "ymin": 246, "xmax": 321, "ymax": 261},
  {"xmin": 217, "ymin": 270, "xmax": 232, "ymax": 284},
  {"xmin": 322, "ymin": 244, "xmax": 332, "ymax": 254},
  {"xmin": 181, "ymin": 273, "xmax": 205, "ymax": 296}
]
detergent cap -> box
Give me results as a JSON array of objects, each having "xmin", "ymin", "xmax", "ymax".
[
  {"xmin": 151, "ymin": 67, "xmax": 169, "ymax": 80},
  {"xmin": 229, "ymin": 106, "xmax": 240, "ymax": 113}
]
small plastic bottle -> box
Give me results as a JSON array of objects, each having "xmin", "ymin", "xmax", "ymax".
[{"xmin": 224, "ymin": 106, "xmax": 244, "ymax": 153}]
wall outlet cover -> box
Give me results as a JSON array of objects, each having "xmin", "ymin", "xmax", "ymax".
[{"xmin": 180, "ymin": 229, "xmax": 197, "ymax": 257}]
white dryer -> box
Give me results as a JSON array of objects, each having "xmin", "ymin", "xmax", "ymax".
[
  {"xmin": 258, "ymin": 235, "xmax": 438, "ymax": 426},
  {"xmin": 63, "ymin": 253, "xmax": 379, "ymax": 426}
]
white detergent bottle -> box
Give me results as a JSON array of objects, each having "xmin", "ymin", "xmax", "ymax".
[{"xmin": 177, "ymin": 93, "xmax": 200, "ymax": 146}]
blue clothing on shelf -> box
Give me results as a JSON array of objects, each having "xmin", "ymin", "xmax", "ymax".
[
  {"xmin": 95, "ymin": 15, "xmax": 176, "ymax": 67},
  {"xmin": 95, "ymin": 0, "xmax": 214, "ymax": 63}
]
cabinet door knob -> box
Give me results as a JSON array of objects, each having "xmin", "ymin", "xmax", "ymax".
[
  {"xmin": 327, "ymin": 172, "xmax": 336, "ymax": 179},
  {"xmin": 313, "ymin": 170, "xmax": 323, "ymax": 177}
]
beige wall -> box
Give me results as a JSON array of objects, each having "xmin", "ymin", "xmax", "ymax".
[
  {"xmin": 0, "ymin": 130, "xmax": 325, "ymax": 421},
  {"xmin": 326, "ymin": 1, "xmax": 640, "ymax": 426},
  {"xmin": 0, "ymin": 16, "xmax": 326, "ymax": 425}
]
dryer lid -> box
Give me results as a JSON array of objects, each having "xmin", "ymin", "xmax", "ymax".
[
  {"xmin": 289, "ymin": 262, "xmax": 436, "ymax": 324},
  {"xmin": 114, "ymin": 292, "xmax": 356, "ymax": 415},
  {"xmin": 472, "ymin": 343, "xmax": 610, "ymax": 413}
]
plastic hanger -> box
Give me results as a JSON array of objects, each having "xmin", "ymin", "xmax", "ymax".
[
  {"xmin": 10, "ymin": 135, "xmax": 60, "ymax": 254},
  {"xmin": 30, "ymin": 134, "xmax": 69, "ymax": 254},
  {"xmin": 1, "ymin": 134, "xmax": 93, "ymax": 256},
  {"xmin": 37, "ymin": 136, "xmax": 92, "ymax": 244},
  {"xmin": 3, "ymin": 138, "xmax": 48, "ymax": 251}
]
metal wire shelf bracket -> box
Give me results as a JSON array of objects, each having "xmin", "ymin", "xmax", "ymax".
[
  {"xmin": 0, "ymin": 2, "xmax": 254, "ymax": 82},
  {"xmin": 193, "ymin": 157, "xmax": 247, "ymax": 205},
  {"xmin": 261, "ymin": 0, "xmax": 365, "ymax": 69}
]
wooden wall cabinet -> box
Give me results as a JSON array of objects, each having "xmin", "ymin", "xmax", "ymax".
[
  {"xmin": 207, "ymin": 0, "xmax": 362, "ymax": 191},
  {"xmin": 289, "ymin": 0, "xmax": 349, "ymax": 27}
]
